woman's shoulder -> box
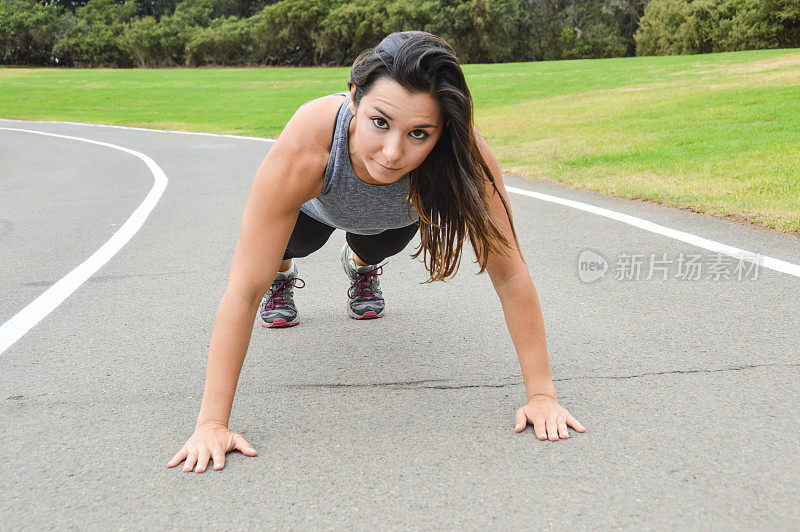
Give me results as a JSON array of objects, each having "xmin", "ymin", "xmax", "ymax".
[
  {"xmin": 285, "ymin": 93, "xmax": 347, "ymax": 165},
  {"xmin": 273, "ymin": 93, "xmax": 347, "ymax": 197},
  {"xmin": 297, "ymin": 92, "xmax": 348, "ymax": 151}
]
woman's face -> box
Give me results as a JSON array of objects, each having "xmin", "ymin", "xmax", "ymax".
[{"xmin": 348, "ymin": 76, "xmax": 443, "ymax": 185}]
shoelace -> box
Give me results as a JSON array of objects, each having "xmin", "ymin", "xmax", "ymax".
[
  {"xmin": 265, "ymin": 276, "xmax": 305, "ymax": 309},
  {"xmin": 348, "ymin": 262, "xmax": 387, "ymax": 301}
]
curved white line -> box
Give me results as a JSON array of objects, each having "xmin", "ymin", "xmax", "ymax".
[
  {"xmin": 505, "ymin": 186, "xmax": 800, "ymax": 278},
  {"xmin": 2, "ymin": 118, "xmax": 796, "ymax": 279},
  {"xmin": 0, "ymin": 127, "xmax": 168, "ymax": 355},
  {"xmin": 0, "ymin": 117, "xmax": 275, "ymax": 143}
]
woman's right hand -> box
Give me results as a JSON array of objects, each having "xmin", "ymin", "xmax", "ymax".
[{"xmin": 167, "ymin": 422, "xmax": 258, "ymax": 473}]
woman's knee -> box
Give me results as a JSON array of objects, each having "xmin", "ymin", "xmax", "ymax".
[
  {"xmin": 283, "ymin": 211, "xmax": 336, "ymax": 259},
  {"xmin": 347, "ymin": 223, "xmax": 418, "ymax": 264}
]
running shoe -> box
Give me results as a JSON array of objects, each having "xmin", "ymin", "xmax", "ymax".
[
  {"xmin": 340, "ymin": 243, "xmax": 386, "ymax": 319},
  {"xmin": 259, "ymin": 261, "xmax": 305, "ymax": 328}
]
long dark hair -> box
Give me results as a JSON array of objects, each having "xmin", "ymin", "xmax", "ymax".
[{"xmin": 348, "ymin": 31, "xmax": 522, "ymax": 283}]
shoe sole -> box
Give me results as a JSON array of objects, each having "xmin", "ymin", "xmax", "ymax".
[
  {"xmin": 347, "ymin": 308, "xmax": 384, "ymax": 320},
  {"xmin": 259, "ymin": 315, "xmax": 300, "ymax": 328},
  {"xmin": 351, "ymin": 312, "xmax": 383, "ymax": 320}
]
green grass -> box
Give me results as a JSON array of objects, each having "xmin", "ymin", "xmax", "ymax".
[{"xmin": 2, "ymin": 49, "xmax": 799, "ymax": 234}]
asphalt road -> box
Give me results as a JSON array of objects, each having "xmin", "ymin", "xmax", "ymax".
[{"xmin": 1, "ymin": 119, "xmax": 799, "ymax": 529}]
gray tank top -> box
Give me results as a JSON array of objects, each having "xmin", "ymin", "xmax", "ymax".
[{"xmin": 299, "ymin": 91, "xmax": 420, "ymax": 235}]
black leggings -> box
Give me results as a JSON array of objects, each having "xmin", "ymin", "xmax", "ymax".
[{"xmin": 283, "ymin": 210, "xmax": 419, "ymax": 265}]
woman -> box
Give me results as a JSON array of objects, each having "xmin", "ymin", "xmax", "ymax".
[{"xmin": 168, "ymin": 31, "xmax": 585, "ymax": 474}]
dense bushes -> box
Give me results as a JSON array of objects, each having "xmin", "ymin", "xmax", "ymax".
[
  {"xmin": 1, "ymin": 0, "xmax": 798, "ymax": 67},
  {"xmin": 123, "ymin": 15, "xmax": 185, "ymax": 66},
  {"xmin": 185, "ymin": 15, "xmax": 253, "ymax": 65},
  {"xmin": 249, "ymin": 0, "xmax": 332, "ymax": 65},
  {"xmin": 52, "ymin": 0, "xmax": 137, "ymax": 66},
  {"xmin": 0, "ymin": 0, "xmax": 62, "ymax": 65},
  {"xmin": 636, "ymin": 0, "xmax": 800, "ymax": 55}
]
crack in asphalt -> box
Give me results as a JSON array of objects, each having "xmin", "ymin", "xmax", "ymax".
[
  {"xmin": 281, "ymin": 362, "xmax": 800, "ymax": 391},
  {"xmin": 285, "ymin": 378, "xmax": 449, "ymax": 389},
  {"xmin": 423, "ymin": 383, "xmax": 516, "ymax": 390},
  {"xmin": 6, "ymin": 363, "xmax": 798, "ymax": 403},
  {"xmin": 552, "ymin": 361, "xmax": 800, "ymax": 382}
]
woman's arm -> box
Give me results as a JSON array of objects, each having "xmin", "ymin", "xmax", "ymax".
[
  {"xmin": 473, "ymin": 128, "xmax": 586, "ymax": 441},
  {"xmin": 168, "ymin": 103, "xmax": 326, "ymax": 472},
  {"xmin": 196, "ymin": 111, "xmax": 324, "ymax": 429}
]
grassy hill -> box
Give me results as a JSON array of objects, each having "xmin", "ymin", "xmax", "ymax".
[{"xmin": 2, "ymin": 48, "xmax": 798, "ymax": 234}]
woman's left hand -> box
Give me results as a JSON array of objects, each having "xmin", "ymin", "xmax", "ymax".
[{"xmin": 514, "ymin": 394, "xmax": 586, "ymax": 440}]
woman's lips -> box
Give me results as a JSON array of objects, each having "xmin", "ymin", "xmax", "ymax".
[{"xmin": 375, "ymin": 160, "xmax": 397, "ymax": 172}]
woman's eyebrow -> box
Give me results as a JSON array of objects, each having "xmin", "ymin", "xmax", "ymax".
[{"xmin": 372, "ymin": 107, "xmax": 437, "ymax": 128}]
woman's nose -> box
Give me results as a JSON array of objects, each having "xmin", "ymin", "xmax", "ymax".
[{"xmin": 382, "ymin": 135, "xmax": 403, "ymax": 163}]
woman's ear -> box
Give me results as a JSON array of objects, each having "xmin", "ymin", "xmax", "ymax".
[{"xmin": 349, "ymin": 86, "xmax": 357, "ymax": 115}]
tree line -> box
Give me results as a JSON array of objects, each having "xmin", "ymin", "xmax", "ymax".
[{"xmin": 1, "ymin": 0, "xmax": 798, "ymax": 68}]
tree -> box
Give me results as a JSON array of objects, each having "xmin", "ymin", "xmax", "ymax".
[
  {"xmin": 314, "ymin": 0, "xmax": 391, "ymax": 65},
  {"xmin": 0, "ymin": 0, "xmax": 62, "ymax": 64},
  {"xmin": 528, "ymin": 0, "xmax": 626, "ymax": 60},
  {"xmin": 122, "ymin": 13, "xmax": 184, "ymax": 65},
  {"xmin": 185, "ymin": 15, "xmax": 252, "ymax": 65},
  {"xmin": 635, "ymin": 0, "xmax": 800, "ymax": 55},
  {"xmin": 249, "ymin": 0, "xmax": 334, "ymax": 65},
  {"xmin": 606, "ymin": 0, "xmax": 651, "ymax": 56},
  {"xmin": 52, "ymin": 0, "xmax": 137, "ymax": 66}
]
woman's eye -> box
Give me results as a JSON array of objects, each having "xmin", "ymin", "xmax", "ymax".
[{"xmin": 371, "ymin": 118, "xmax": 427, "ymax": 140}]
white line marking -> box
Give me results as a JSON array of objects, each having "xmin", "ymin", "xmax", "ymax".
[
  {"xmin": 0, "ymin": 117, "xmax": 275, "ymax": 143},
  {"xmin": 505, "ymin": 186, "xmax": 800, "ymax": 278},
  {"xmin": 0, "ymin": 127, "xmax": 168, "ymax": 355}
]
